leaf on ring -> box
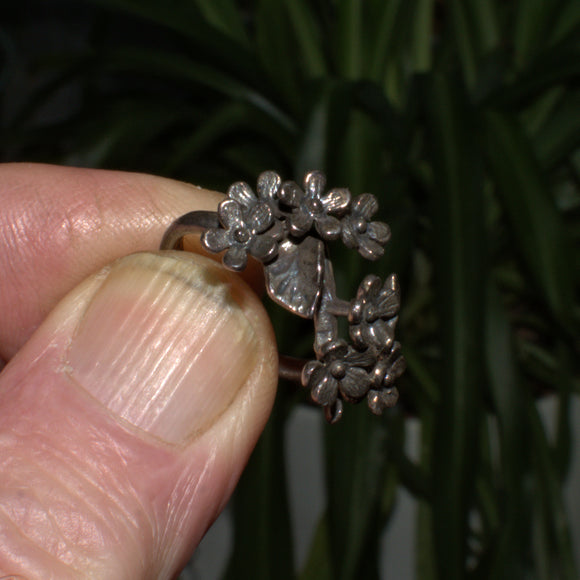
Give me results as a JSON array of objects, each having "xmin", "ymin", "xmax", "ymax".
[{"xmin": 265, "ymin": 235, "xmax": 324, "ymax": 318}]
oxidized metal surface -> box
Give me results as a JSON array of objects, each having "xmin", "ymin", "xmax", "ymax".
[
  {"xmin": 160, "ymin": 170, "xmax": 404, "ymax": 423},
  {"xmin": 265, "ymin": 236, "xmax": 324, "ymax": 319}
]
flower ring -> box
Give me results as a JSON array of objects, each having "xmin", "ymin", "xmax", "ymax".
[{"xmin": 160, "ymin": 171, "xmax": 404, "ymax": 423}]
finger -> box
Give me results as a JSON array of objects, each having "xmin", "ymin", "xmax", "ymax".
[
  {"xmin": 0, "ymin": 251, "xmax": 277, "ymax": 578},
  {"xmin": 0, "ymin": 163, "xmax": 266, "ymax": 360}
]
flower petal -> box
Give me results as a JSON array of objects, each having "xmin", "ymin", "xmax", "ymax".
[
  {"xmin": 301, "ymin": 360, "xmax": 322, "ymax": 386},
  {"xmin": 383, "ymin": 341, "xmax": 403, "ymax": 364},
  {"xmin": 202, "ymin": 228, "xmax": 231, "ymax": 253},
  {"xmin": 279, "ymin": 181, "xmax": 303, "ymax": 207},
  {"xmin": 290, "ymin": 210, "xmax": 313, "ymax": 236},
  {"xmin": 257, "ymin": 171, "xmax": 282, "ymax": 201},
  {"xmin": 223, "ymin": 245, "xmax": 248, "ymax": 271},
  {"xmin": 267, "ymin": 219, "xmax": 285, "ymax": 241},
  {"xmin": 367, "ymin": 221, "xmax": 391, "ymax": 244},
  {"xmin": 359, "ymin": 274, "xmax": 382, "ymax": 299},
  {"xmin": 367, "ymin": 387, "xmax": 399, "ymax": 414},
  {"xmin": 365, "ymin": 318, "xmax": 396, "ymax": 350},
  {"xmin": 381, "ymin": 387, "xmax": 399, "ymax": 407},
  {"xmin": 249, "ymin": 236, "xmax": 278, "ymax": 263},
  {"xmin": 353, "ymin": 193, "xmax": 378, "ymax": 219},
  {"xmin": 349, "ymin": 324, "xmax": 366, "ymax": 348},
  {"xmin": 357, "ymin": 236, "xmax": 385, "ymax": 260},
  {"xmin": 320, "ymin": 188, "xmax": 351, "ymax": 215},
  {"xmin": 303, "ymin": 170, "xmax": 326, "ymax": 198},
  {"xmin": 218, "ymin": 199, "xmax": 245, "ymax": 229},
  {"xmin": 310, "ymin": 373, "xmax": 338, "ymax": 406},
  {"xmin": 248, "ymin": 203, "xmax": 273, "ymax": 233},
  {"xmin": 315, "ymin": 215, "xmax": 341, "ymax": 240},
  {"xmin": 228, "ymin": 181, "xmax": 257, "ymax": 210},
  {"xmin": 321, "ymin": 339, "xmax": 349, "ymax": 360},
  {"xmin": 346, "ymin": 347, "xmax": 376, "ymax": 368},
  {"xmin": 375, "ymin": 280, "xmax": 400, "ymax": 318},
  {"xmin": 367, "ymin": 390, "xmax": 384, "ymax": 415},
  {"xmin": 384, "ymin": 273, "xmax": 398, "ymax": 293},
  {"xmin": 349, "ymin": 299, "xmax": 364, "ymax": 324},
  {"xmin": 340, "ymin": 367, "xmax": 370, "ymax": 401},
  {"xmin": 340, "ymin": 219, "xmax": 358, "ymax": 249},
  {"xmin": 383, "ymin": 351, "xmax": 406, "ymax": 386},
  {"xmin": 325, "ymin": 399, "xmax": 343, "ymax": 424},
  {"xmin": 374, "ymin": 342, "xmax": 406, "ymax": 386}
]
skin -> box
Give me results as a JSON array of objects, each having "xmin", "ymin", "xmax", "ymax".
[{"xmin": 0, "ymin": 163, "xmax": 278, "ymax": 578}]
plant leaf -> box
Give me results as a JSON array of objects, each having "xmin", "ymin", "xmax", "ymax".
[
  {"xmin": 468, "ymin": 0, "xmax": 500, "ymax": 54},
  {"xmin": 368, "ymin": 0, "xmax": 404, "ymax": 82},
  {"xmin": 255, "ymin": 0, "xmax": 300, "ymax": 113},
  {"xmin": 425, "ymin": 71, "xmax": 486, "ymax": 579},
  {"xmin": 224, "ymin": 403, "xmax": 295, "ymax": 580},
  {"xmin": 283, "ymin": 0, "xmax": 327, "ymax": 78},
  {"xmin": 411, "ymin": 0, "xmax": 435, "ymax": 73},
  {"xmin": 550, "ymin": 2, "xmax": 580, "ymax": 45},
  {"xmin": 299, "ymin": 513, "xmax": 332, "ymax": 580},
  {"xmin": 335, "ymin": 0, "xmax": 363, "ymax": 79},
  {"xmin": 527, "ymin": 393, "xmax": 578, "ymax": 579},
  {"xmin": 82, "ymin": 0, "xmax": 266, "ymax": 88},
  {"xmin": 484, "ymin": 281, "xmax": 531, "ymax": 577},
  {"xmin": 98, "ymin": 46, "xmax": 295, "ymax": 132},
  {"xmin": 533, "ymin": 90, "xmax": 580, "ymax": 169},
  {"xmin": 495, "ymin": 36, "xmax": 580, "ymax": 105},
  {"xmin": 192, "ymin": 0, "xmax": 248, "ymax": 44},
  {"xmin": 448, "ymin": 0, "xmax": 478, "ymax": 88},
  {"xmin": 483, "ymin": 110, "xmax": 576, "ymax": 327},
  {"xmin": 324, "ymin": 405, "xmax": 391, "ymax": 580}
]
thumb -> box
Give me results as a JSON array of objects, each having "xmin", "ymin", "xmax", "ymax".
[{"xmin": 0, "ymin": 252, "xmax": 278, "ymax": 579}]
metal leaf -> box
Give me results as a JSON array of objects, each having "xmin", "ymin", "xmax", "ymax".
[{"xmin": 264, "ymin": 235, "xmax": 324, "ymax": 318}]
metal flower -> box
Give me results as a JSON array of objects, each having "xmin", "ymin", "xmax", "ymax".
[
  {"xmin": 255, "ymin": 170, "xmax": 285, "ymax": 217},
  {"xmin": 225, "ymin": 171, "xmax": 282, "ymax": 215},
  {"xmin": 202, "ymin": 178, "xmax": 284, "ymax": 271},
  {"xmin": 349, "ymin": 273, "xmax": 400, "ymax": 351},
  {"xmin": 367, "ymin": 342, "xmax": 406, "ymax": 415},
  {"xmin": 301, "ymin": 340, "xmax": 374, "ymax": 413},
  {"xmin": 278, "ymin": 170, "xmax": 351, "ymax": 240},
  {"xmin": 161, "ymin": 169, "xmax": 404, "ymax": 423},
  {"xmin": 341, "ymin": 193, "xmax": 391, "ymax": 260}
]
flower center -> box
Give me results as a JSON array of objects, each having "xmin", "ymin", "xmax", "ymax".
[
  {"xmin": 233, "ymin": 227, "xmax": 251, "ymax": 244},
  {"xmin": 365, "ymin": 304, "xmax": 379, "ymax": 322},
  {"xmin": 303, "ymin": 196, "xmax": 323, "ymax": 215},
  {"xmin": 329, "ymin": 360, "xmax": 347, "ymax": 380},
  {"xmin": 355, "ymin": 217, "xmax": 367, "ymax": 233}
]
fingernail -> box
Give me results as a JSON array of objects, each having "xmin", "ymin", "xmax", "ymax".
[{"xmin": 66, "ymin": 253, "xmax": 259, "ymax": 444}]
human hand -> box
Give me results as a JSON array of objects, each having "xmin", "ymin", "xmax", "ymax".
[{"xmin": 0, "ymin": 163, "xmax": 278, "ymax": 578}]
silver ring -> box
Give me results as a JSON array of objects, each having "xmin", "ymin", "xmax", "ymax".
[{"xmin": 160, "ymin": 171, "xmax": 405, "ymax": 423}]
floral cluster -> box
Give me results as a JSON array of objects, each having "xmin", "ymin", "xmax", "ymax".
[
  {"xmin": 201, "ymin": 170, "xmax": 391, "ymax": 268},
  {"xmin": 301, "ymin": 275, "xmax": 404, "ymax": 423},
  {"xmin": 201, "ymin": 170, "xmax": 403, "ymax": 422},
  {"xmin": 201, "ymin": 173, "xmax": 284, "ymax": 271}
]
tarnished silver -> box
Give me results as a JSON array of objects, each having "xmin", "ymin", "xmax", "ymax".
[{"xmin": 160, "ymin": 171, "xmax": 404, "ymax": 423}]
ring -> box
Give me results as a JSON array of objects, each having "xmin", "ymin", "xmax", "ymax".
[{"xmin": 160, "ymin": 171, "xmax": 405, "ymax": 423}]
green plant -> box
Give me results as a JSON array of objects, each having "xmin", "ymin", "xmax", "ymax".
[{"xmin": 3, "ymin": 1, "xmax": 580, "ymax": 578}]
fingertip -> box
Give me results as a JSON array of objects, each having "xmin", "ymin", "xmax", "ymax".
[
  {"xmin": 0, "ymin": 163, "xmax": 267, "ymax": 357},
  {"xmin": 0, "ymin": 251, "xmax": 278, "ymax": 577}
]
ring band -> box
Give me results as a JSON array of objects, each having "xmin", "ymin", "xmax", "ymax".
[{"xmin": 160, "ymin": 171, "xmax": 405, "ymax": 423}]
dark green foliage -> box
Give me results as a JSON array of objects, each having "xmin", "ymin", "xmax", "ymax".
[{"xmin": 2, "ymin": 1, "xmax": 580, "ymax": 577}]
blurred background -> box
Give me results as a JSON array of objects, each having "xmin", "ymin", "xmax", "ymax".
[{"xmin": 1, "ymin": 1, "xmax": 580, "ymax": 578}]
